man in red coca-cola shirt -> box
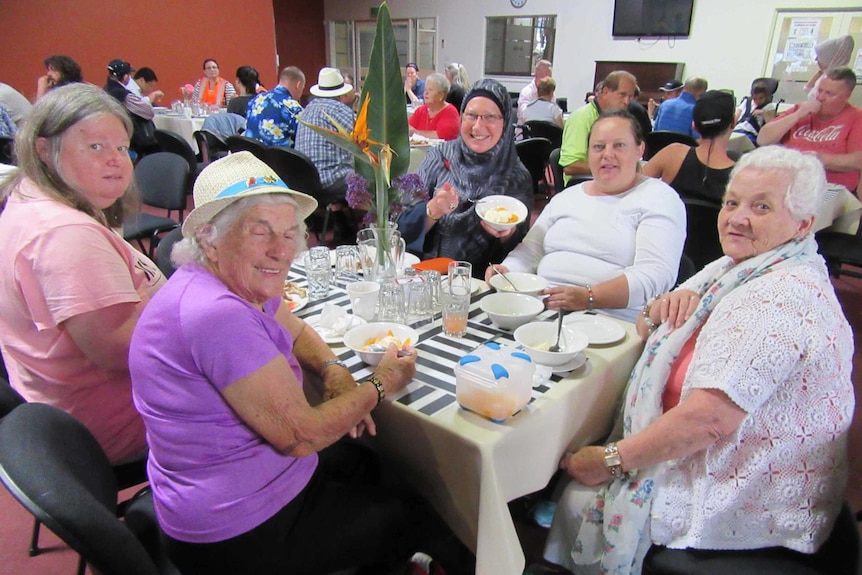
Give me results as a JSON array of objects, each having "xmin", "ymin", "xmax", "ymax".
[{"xmin": 758, "ymin": 66, "xmax": 862, "ymax": 192}]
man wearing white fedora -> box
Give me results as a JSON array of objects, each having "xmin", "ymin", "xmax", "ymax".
[{"xmin": 294, "ymin": 67, "xmax": 356, "ymax": 207}]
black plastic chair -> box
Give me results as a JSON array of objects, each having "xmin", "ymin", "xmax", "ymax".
[
  {"xmin": 515, "ymin": 137, "xmax": 552, "ymax": 196},
  {"xmin": 262, "ymin": 146, "xmax": 347, "ymax": 242},
  {"xmin": 123, "ymin": 153, "xmax": 188, "ymax": 258},
  {"xmin": 548, "ymin": 148, "xmax": 565, "ymax": 196},
  {"xmin": 193, "ymin": 130, "xmax": 229, "ymax": 164},
  {"xmin": 676, "ymin": 253, "xmax": 698, "ymax": 285},
  {"xmin": 226, "ymin": 134, "xmax": 268, "ymax": 161},
  {"xmin": 0, "ymin": 375, "xmax": 25, "ymax": 419},
  {"xmin": 0, "ymin": 403, "xmax": 160, "ymax": 575},
  {"xmin": 524, "ymin": 121, "xmax": 563, "ymax": 150},
  {"xmin": 153, "ymin": 129, "xmax": 203, "ymax": 189},
  {"xmin": 682, "ymin": 198, "xmax": 724, "ymax": 271},
  {"xmin": 0, "ymin": 135, "xmax": 14, "ymax": 165},
  {"xmin": 644, "ymin": 130, "xmax": 698, "ymax": 161},
  {"xmin": 155, "ymin": 227, "xmax": 184, "ymax": 279},
  {"xmin": 816, "ymin": 214, "xmax": 862, "ymax": 279}
]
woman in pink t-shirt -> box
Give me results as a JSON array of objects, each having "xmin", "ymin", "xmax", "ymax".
[{"xmin": 0, "ymin": 83, "xmax": 163, "ymax": 465}]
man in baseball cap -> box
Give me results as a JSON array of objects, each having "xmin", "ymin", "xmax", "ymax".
[{"xmin": 103, "ymin": 59, "xmax": 158, "ymax": 156}]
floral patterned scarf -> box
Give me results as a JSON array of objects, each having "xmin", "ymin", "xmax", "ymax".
[{"xmin": 571, "ymin": 233, "xmax": 821, "ymax": 574}]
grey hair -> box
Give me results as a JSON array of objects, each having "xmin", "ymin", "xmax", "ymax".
[
  {"xmin": 727, "ymin": 146, "xmax": 826, "ymax": 220},
  {"xmin": 0, "ymin": 83, "xmax": 137, "ymax": 227},
  {"xmin": 171, "ymin": 194, "xmax": 309, "ymax": 267},
  {"xmin": 424, "ymin": 73, "xmax": 450, "ymax": 96}
]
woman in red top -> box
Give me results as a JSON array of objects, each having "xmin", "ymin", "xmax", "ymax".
[
  {"xmin": 409, "ymin": 73, "xmax": 460, "ymax": 141},
  {"xmin": 192, "ymin": 59, "xmax": 237, "ymax": 107}
]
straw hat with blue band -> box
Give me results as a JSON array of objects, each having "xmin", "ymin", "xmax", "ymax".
[{"xmin": 182, "ymin": 151, "xmax": 318, "ymax": 237}]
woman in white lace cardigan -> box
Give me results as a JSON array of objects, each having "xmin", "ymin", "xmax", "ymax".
[{"xmin": 543, "ymin": 145, "xmax": 855, "ymax": 575}]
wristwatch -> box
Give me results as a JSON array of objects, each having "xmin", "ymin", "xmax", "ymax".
[{"xmin": 603, "ymin": 442, "xmax": 624, "ymax": 479}]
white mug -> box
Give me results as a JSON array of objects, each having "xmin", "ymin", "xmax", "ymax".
[{"xmin": 346, "ymin": 281, "xmax": 380, "ymax": 321}]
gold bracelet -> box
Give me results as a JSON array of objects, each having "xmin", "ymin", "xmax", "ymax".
[
  {"xmin": 425, "ymin": 202, "xmax": 440, "ymax": 221},
  {"xmin": 366, "ymin": 375, "xmax": 385, "ymax": 405}
]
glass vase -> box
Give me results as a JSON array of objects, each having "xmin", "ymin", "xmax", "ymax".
[{"xmin": 357, "ymin": 225, "xmax": 404, "ymax": 283}]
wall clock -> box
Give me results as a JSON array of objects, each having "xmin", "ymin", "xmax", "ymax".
[{"xmin": 511, "ymin": 0, "xmax": 527, "ymax": 8}]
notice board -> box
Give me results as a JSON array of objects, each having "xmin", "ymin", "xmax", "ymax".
[{"xmin": 764, "ymin": 9, "xmax": 862, "ymax": 107}]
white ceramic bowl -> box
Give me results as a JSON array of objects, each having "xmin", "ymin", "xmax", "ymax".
[
  {"xmin": 476, "ymin": 195, "xmax": 528, "ymax": 231},
  {"xmin": 514, "ymin": 321, "xmax": 590, "ymax": 366},
  {"xmin": 343, "ymin": 322, "xmax": 420, "ymax": 366},
  {"xmin": 488, "ymin": 272, "xmax": 549, "ymax": 297},
  {"xmin": 480, "ymin": 292, "xmax": 544, "ymax": 330}
]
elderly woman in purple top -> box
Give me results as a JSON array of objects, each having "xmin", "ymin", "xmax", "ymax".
[{"xmin": 128, "ymin": 152, "xmax": 434, "ymax": 575}]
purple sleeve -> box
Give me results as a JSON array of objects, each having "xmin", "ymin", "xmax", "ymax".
[{"xmin": 185, "ymin": 295, "xmax": 286, "ymax": 391}]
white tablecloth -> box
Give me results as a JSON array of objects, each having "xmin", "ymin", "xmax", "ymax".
[
  {"xmin": 293, "ymin": 272, "xmax": 643, "ymax": 575},
  {"xmin": 153, "ymin": 114, "xmax": 205, "ymax": 154}
]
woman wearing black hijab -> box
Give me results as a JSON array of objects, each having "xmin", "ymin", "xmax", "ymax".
[{"xmin": 400, "ymin": 79, "xmax": 533, "ymax": 277}]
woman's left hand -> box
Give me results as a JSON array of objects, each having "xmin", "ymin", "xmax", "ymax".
[
  {"xmin": 479, "ymin": 220, "xmax": 517, "ymax": 239},
  {"xmin": 560, "ymin": 446, "xmax": 611, "ymax": 486},
  {"xmin": 542, "ymin": 285, "xmax": 587, "ymax": 311},
  {"xmin": 322, "ymin": 369, "xmax": 376, "ymax": 438},
  {"xmin": 655, "ymin": 289, "xmax": 700, "ymax": 331}
]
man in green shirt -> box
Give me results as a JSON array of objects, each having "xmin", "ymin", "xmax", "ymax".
[{"xmin": 560, "ymin": 70, "xmax": 637, "ymax": 185}]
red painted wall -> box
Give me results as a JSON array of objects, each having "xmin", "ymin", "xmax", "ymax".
[{"xmin": 0, "ymin": 0, "xmax": 326, "ymax": 105}]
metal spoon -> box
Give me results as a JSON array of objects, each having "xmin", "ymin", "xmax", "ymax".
[
  {"xmin": 490, "ymin": 263, "xmax": 519, "ymax": 291},
  {"xmin": 549, "ymin": 309, "xmax": 564, "ymax": 353}
]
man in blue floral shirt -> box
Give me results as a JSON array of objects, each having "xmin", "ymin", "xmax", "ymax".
[
  {"xmin": 294, "ymin": 68, "xmax": 356, "ymax": 204},
  {"xmin": 245, "ymin": 66, "xmax": 305, "ymax": 147}
]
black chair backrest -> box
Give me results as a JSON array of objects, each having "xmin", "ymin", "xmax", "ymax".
[
  {"xmin": 193, "ymin": 130, "xmax": 229, "ymax": 164},
  {"xmin": 262, "ymin": 146, "xmax": 325, "ymax": 198},
  {"xmin": 153, "ymin": 129, "xmax": 198, "ymax": 176},
  {"xmin": 225, "ymin": 134, "xmax": 268, "ymax": 161},
  {"xmin": 548, "ymin": 147, "xmax": 566, "ymax": 195},
  {"xmin": 524, "ymin": 121, "xmax": 563, "ymax": 150},
  {"xmin": 677, "ymin": 253, "xmax": 698, "ymax": 285},
  {"xmin": 644, "ymin": 130, "xmax": 698, "ymax": 161},
  {"xmin": 155, "ymin": 227, "xmax": 184, "ymax": 279},
  {"xmin": 683, "ymin": 198, "xmax": 724, "ymax": 271},
  {"xmin": 515, "ymin": 137, "xmax": 552, "ymax": 195},
  {"xmin": 0, "ymin": 403, "xmax": 159, "ymax": 575},
  {"xmin": 0, "ymin": 136, "xmax": 14, "ymax": 165},
  {"xmin": 134, "ymin": 152, "xmax": 190, "ymax": 221},
  {"xmin": 0, "ymin": 375, "xmax": 25, "ymax": 419}
]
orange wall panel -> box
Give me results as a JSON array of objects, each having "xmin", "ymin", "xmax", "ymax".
[{"xmin": 0, "ymin": 0, "xmax": 282, "ymax": 103}]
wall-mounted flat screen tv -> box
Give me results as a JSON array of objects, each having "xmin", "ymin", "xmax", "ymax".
[{"xmin": 613, "ymin": 0, "xmax": 694, "ymax": 38}]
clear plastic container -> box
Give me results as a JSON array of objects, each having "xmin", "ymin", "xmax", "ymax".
[{"xmin": 455, "ymin": 342, "xmax": 535, "ymax": 422}]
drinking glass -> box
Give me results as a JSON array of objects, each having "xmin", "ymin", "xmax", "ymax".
[
  {"xmin": 402, "ymin": 276, "xmax": 432, "ymax": 326},
  {"xmin": 334, "ymin": 245, "xmax": 361, "ymax": 284},
  {"xmin": 441, "ymin": 283, "xmax": 470, "ymax": 337},
  {"xmin": 377, "ymin": 281, "xmax": 406, "ymax": 324},
  {"xmin": 304, "ymin": 247, "xmax": 331, "ymax": 300},
  {"xmin": 420, "ymin": 270, "xmax": 442, "ymax": 311},
  {"xmin": 346, "ymin": 281, "xmax": 380, "ymax": 322},
  {"xmin": 447, "ymin": 260, "xmax": 472, "ymax": 295}
]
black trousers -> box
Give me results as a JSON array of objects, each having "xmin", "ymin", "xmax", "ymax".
[{"xmin": 164, "ymin": 442, "xmax": 434, "ymax": 575}]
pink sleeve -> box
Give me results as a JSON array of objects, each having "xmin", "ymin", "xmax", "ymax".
[
  {"xmin": 435, "ymin": 105, "xmax": 461, "ymax": 141},
  {"xmin": 17, "ymin": 224, "xmax": 141, "ymax": 329}
]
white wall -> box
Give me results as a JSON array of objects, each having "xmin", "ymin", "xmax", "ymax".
[{"xmin": 324, "ymin": 0, "xmax": 860, "ymax": 105}]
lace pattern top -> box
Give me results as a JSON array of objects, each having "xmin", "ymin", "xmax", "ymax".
[{"xmin": 650, "ymin": 257, "xmax": 854, "ymax": 553}]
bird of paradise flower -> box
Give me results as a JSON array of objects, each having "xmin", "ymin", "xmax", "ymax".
[{"xmin": 298, "ymin": 96, "xmax": 396, "ymax": 231}]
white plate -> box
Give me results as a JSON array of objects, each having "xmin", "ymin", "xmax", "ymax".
[
  {"xmin": 307, "ymin": 315, "xmax": 367, "ymax": 343},
  {"xmin": 564, "ymin": 314, "xmax": 626, "ymax": 345},
  {"xmin": 284, "ymin": 293, "xmax": 308, "ymax": 313},
  {"xmin": 470, "ymin": 277, "xmax": 486, "ymax": 294},
  {"xmin": 549, "ymin": 352, "xmax": 587, "ymax": 374},
  {"xmin": 403, "ymin": 253, "xmax": 421, "ymax": 269}
]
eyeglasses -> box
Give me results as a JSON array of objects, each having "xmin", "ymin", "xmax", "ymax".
[{"xmin": 462, "ymin": 112, "xmax": 504, "ymax": 124}]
